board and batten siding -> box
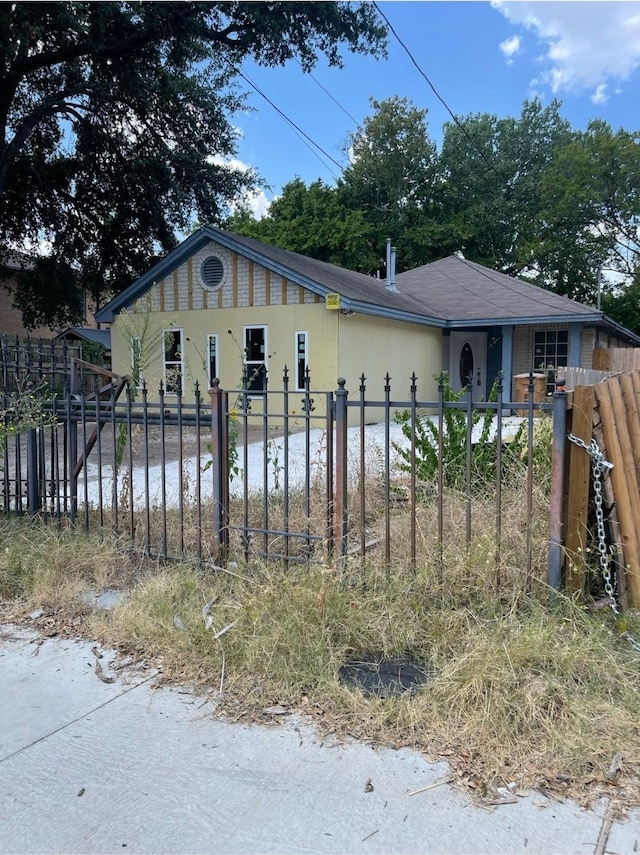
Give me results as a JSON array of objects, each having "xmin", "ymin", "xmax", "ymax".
[{"xmin": 147, "ymin": 243, "xmax": 322, "ymax": 313}]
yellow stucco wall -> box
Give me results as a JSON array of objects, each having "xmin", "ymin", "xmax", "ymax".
[
  {"xmin": 112, "ymin": 303, "xmax": 338, "ymax": 396},
  {"xmin": 338, "ymin": 312, "xmax": 441, "ymax": 419}
]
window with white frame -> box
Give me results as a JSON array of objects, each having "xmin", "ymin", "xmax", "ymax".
[
  {"xmin": 206, "ymin": 334, "xmax": 219, "ymax": 388},
  {"xmin": 163, "ymin": 328, "xmax": 184, "ymax": 394},
  {"xmin": 295, "ymin": 330, "xmax": 309, "ymax": 391},
  {"xmin": 130, "ymin": 335, "xmax": 143, "ymax": 388},
  {"xmin": 243, "ymin": 325, "xmax": 267, "ymax": 392},
  {"xmin": 534, "ymin": 329, "xmax": 568, "ymax": 393}
]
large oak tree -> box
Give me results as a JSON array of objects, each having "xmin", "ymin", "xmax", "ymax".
[{"xmin": 0, "ymin": 1, "xmax": 386, "ymax": 328}]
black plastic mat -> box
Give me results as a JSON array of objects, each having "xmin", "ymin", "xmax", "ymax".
[{"xmin": 338, "ymin": 654, "xmax": 434, "ymax": 698}]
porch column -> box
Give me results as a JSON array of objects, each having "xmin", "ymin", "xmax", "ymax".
[
  {"xmin": 500, "ymin": 324, "xmax": 514, "ymax": 404},
  {"xmin": 569, "ymin": 324, "xmax": 582, "ymax": 367}
]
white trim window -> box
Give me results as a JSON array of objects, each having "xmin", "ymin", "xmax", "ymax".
[
  {"xmin": 534, "ymin": 329, "xmax": 568, "ymax": 393},
  {"xmin": 206, "ymin": 333, "xmax": 219, "ymax": 388},
  {"xmin": 294, "ymin": 330, "xmax": 309, "ymax": 391},
  {"xmin": 130, "ymin": 335, "xmax": 143, "ymax": 388},
  {"xmin": 163, "ymin": 328, "xmax": 184, "ymax": 394},
  {"xmin": 243, "ymin": 325, "xmax": 267, "ymax": 393}
]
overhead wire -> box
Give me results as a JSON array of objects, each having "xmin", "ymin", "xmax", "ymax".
[
  {"xmin": 237, "ymin": 7, "xmax": 504, "ymax": 190},
  {"xmin": 238, "ymin": 68, "xmax": 344, "ymax": 180},
  {"xmin": 293, "ymin": 58, "xmax": 359, "ymax": 126},
  {"xmin": 372, "ymin": 1, "xmax": 501, "ymax": 179}
]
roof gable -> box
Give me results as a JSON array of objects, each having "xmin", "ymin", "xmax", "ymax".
[{"xmin": 95, "ymin": 226, "xmax": 445, "ymax": 326}]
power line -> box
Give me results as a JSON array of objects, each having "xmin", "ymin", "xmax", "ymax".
[
  {"xmin": 373, "ymin": 1, "xmax": 500, "ymax": 178},
  {"xmin": 294, "ymin": 58, "xmax": 359, "ymax": 126},
  {"xmin": 238, "ymin": 69, "xmax": 344, "ymax": 179}
]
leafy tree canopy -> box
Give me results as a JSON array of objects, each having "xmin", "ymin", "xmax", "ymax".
[
  {"xmin": 231, "ymin": 97, "xmax": 458, "ymax": 275},
  {"xmin": 228, "ymin": 177, "xmax": 378, "ymax": 273},
  {"xmin": 601, "ymin": 266, "xmax": 640, "ymax": 336},
  {"xmin": 339, "ymin": 95, "xmax": 456, "ymax": 271},
  {"xmin": 439, "ymin": 99, "xmax": 575, "ymax": 278},
  {"xmin": 538, "ymin": 120, "xmax": 640, "ymax": 300},
  {"xmin": 0, "ymin": 1, "xmax": 386, "ymax": 328},
  {"xmin": 238, "ymin": 95, "xmax": 640, "ymax": 311}
]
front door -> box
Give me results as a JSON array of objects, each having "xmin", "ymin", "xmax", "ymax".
[{"xmin": 449, "ymin": 332, "xmax": 488, "ymax": 395}]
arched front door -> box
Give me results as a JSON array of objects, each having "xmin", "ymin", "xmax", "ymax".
[{"xmin": 449, "ymin": 332, "xmax": 488, "ymax": 395}]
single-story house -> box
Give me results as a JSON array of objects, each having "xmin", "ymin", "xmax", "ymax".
[{"xmin": 95, "ymin": 226, "xmax": 640, "ymax": 415}]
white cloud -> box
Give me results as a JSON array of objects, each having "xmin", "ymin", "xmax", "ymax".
[
  {"xmin": 492, "ymin": 1, "xmax": 640, "ymax": 96},
  {"xmin": 499, "ymin": 34, "xmax": 521, "ymax": 63},
  {"xmin": 591, "ymin": 83, "xmax": 608, "ymax": 105},
  {"xmin": 237, "ymin": 187, "xmax": 271, "ymax": 220},
  {"xmin": 207, "ymin": 154, "xmax": 271, "ymax": 220}
]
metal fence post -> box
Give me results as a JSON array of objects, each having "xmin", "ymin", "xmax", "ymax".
[
  {"xmin": 26, "ymin": 427, "xmax": 40, "ymax": 515},
  {"xmin": 68, "ymin": 373, "xmax": 78, "ymax": 522},
  {"xmin": 334, "ymin": 378, "xmax": 349, "ymax": 559},
  {"xmin": 549, "ymin": 376, "xmax": 567, "ymax": 598},
  {"xmin": 210, "ymin": 379, "xmax": 229, "ymax": 560}
]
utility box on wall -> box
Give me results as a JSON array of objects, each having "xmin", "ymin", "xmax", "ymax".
[{"xmin": 513, "ymin": 373, "xmax": 547, "ymax": 416}]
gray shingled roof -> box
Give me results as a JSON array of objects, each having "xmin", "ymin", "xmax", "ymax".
[
  {"xmin": 54, "ymin": 327, "xmax": 111, "ymax": 348},
  {"xmin": 395, "ymin": 255, "xmax": 600, "ymax": 324},
  {"xmin": 96, "ymin": 226, "xmax": 444, "ymax": 325},
  {"xmin": 204, "ymin": 230, "xmax": 445, "ymax": 320}
]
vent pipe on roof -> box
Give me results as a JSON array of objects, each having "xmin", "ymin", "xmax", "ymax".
[{"xmin": 385, "ymin": 238, "xmax": 398, "ymax": 292}]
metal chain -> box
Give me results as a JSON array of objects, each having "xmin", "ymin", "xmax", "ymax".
[{"xmin": 567, "ymin": 433, "xmax": 640, "ymax": 652}]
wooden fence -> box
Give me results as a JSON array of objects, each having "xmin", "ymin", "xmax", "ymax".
[
  {"xmin": 564, "ymin": 369, "xmax": 640, "ymax": 607},
  {"xmin": 593, "ymin": 347, "xmax": 640, "ymax": 372},
  {"xmin": 560, "ymin": 366, "xmax": 616, "ymax": 389}
]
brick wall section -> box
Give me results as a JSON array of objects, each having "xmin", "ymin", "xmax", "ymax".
[
  {"xmin": 513, "ymin": 323, "xmax": 600, "ymax": 375},
  {"xmin": 1, "ymin": 278, "xmax": 102, "ymax": 339},
  {"xmin": 580, "ymin": 328, "xmax": 596, "ymax": 367},
  {"xmin": 0, "ymin": 279, "xmax": 56, "ymax": 339}
]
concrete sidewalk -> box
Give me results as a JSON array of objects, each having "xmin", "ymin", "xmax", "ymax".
[{"xmin": 1, "ymin": 625, "xmax": 638, "ymax": 854}]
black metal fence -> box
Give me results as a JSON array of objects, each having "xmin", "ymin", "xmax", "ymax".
[
  {"xmin": 0, "ymin": 335, "xmax": 110, "ymax": 396},
  {"xmin": 1, "ymin": 361, "xmax": 564, "ymax": 588}
]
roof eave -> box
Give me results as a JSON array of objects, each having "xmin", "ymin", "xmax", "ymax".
[
  {"xmin": 599, "ymin": 314, "xmax": 640, "ymax": 346},
  {"xmin": 342, "ymin": 300, "xmax": 446, "ymax": 327},
  {"xmin": 445, "ymin": 313, "xmax": 604, "ymax": 329},
  {"xmin": 444, "ymin": 312, "xmax": 640, "ymax": 345}
]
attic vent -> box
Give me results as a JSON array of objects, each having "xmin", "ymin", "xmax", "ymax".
[{"xmin": 200, "ymin": 255, "xmax": 225, "ymax": 291}]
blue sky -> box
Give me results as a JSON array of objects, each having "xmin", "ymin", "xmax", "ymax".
[{"xmin": 230, "ymin": 1, "xmax": 640, "ymax": 216}]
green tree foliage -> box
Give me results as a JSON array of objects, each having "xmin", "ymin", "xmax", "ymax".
[
  {"xmin": 233, "ymin": 94, "xmax": 640, "ymax": 316},
  {"xmin": 228, "ymin": 177, "xmax": 378, "ymax": 272},
  {"xmin": 231, "ymin": 96, "xmax": 455, "ymax": 275},
  {"xmin": 0, "ymin": 2, "xmax": 386, "ymax": 328},
  {"xmin": 339, "ymin": 95, "xmax": 454, "ymax": 272},
  {"xmin": 538, "ymin": 121, "xmax": 640, "ymax": 300},
  {"xmin": 439, "ymin": 100, "xmax": 574, "ymax": 278},
  {"xmin": 601, "ymin": 267, "xmax": 640, "ymax": 336}
]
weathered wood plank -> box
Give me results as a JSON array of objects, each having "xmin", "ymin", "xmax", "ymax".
[
  {"xmin": 620, "ymin": 373, "xmax": 640, "ymax": 488},
  {"xmin": 564, "ymin": 384, "xmax": 594, "ymax": 594},
  {"xmin": 594, "ymin": 380, "xmax": 640, "ymax": 606}
]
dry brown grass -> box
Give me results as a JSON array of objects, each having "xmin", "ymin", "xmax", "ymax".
[{"xmin": 2, "ymin": 476, "xmax": 640, "ymax": 811}]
